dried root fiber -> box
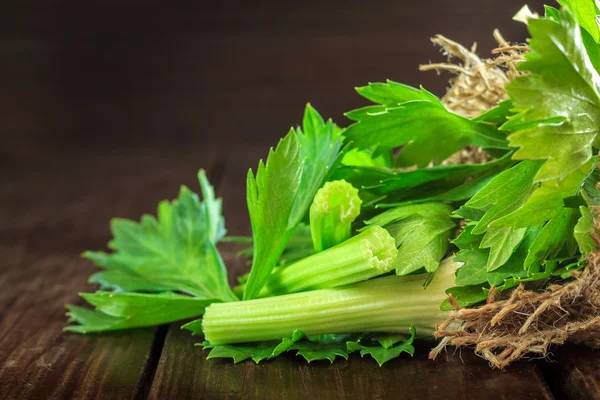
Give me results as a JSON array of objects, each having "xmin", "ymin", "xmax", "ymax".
[
  {"xmin": 430, "ymin": 249, "xmax": 600, "ymax": 369},
  {"xmin": 422, "ymin": 31, "xmax": 526, "ymax": 166},
  {"xmin": 420, "ymin": 30, "xmax": 526, "ymax": 118}
]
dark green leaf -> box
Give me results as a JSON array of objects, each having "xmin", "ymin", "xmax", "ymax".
[{"xmin": 346, "ymin": 326, "xmax": 416, "ymax": 366}]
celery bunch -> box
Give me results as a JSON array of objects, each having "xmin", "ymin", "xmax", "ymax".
[{"xmin": 67, "ymin": 2, "xmax": 600, "ymax": 366}]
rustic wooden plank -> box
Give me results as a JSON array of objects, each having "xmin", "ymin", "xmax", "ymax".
[
  {"xmin": 149, "ymin": 321, "xmax": 552, "ymax": 400},
  {"xmin": 0, "ymin": 149, "xmax": 219, "ymax": 399},
  {"xmin": 537, "ymin": 345, "xmax": 600, "ymax": 400}
]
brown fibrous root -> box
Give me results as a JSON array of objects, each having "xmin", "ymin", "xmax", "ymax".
[
  {"xmin": 421, "ymin": 30, "xmax": 527, "ymax": 166},
  {"xmin": 429, "ymin": 209, "xmax": 600, "ymax": 369},
  {"xmin": 420, "ymin": 30, "xmax": 526, "ymax": 118}
]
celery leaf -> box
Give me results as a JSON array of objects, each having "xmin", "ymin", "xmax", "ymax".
[
  {"xmin": 504, "ymin": 7, "xmax": 600, "ymax": 182},
  {"xmin": 65, "ymin": 292, "xmax": 214, "ymax": 333},
  {"xmin": 81, "ymin": 170, "xmax": 235, "ymax": 301},
  {"xmin": 558, "ymin": 0, "xmax": 600, "ymax": 43},
  {"xmin": 346, "ymin": 326, "xmax": 415, "ymax": 367},
  {"xmin": 575, "ymin": 206, "xmax": 598, "ymax": 253},
  {"xmin": 244, "ymin": 104, "xmax": 344, "ymax": 299},
  {"xmin": 202, "ymin": 331, "xmax": 354, "ymax": 364},
  {"xmin": 345, "ymin": 84, "xmax": 509, "ymax": 168},
  {"xmin": 366, "ymin": 203, "xmax": 455, "ymax": 274}
]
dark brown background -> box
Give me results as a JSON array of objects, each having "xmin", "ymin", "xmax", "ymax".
[
  {"xmin": 3, "ymin": 0, "xmax": 544, "ymax": 155},
  {"xmin": 8, "ymin": 1, "xmax": 600, "ymax": 400}
]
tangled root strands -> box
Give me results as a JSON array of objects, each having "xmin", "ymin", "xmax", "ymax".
[
  {"xmin": 429, "ymin": 250, "xmax": 600, "ymax": 369},
  {"xmin": 420, "ymin": 31, "xmax": 527, "ymax": 118},
  {"xmin": 419, "ymin": 31, "xmax": 527, "ymax": 166}
]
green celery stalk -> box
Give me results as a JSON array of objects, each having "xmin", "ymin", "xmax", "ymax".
[
  {"xmin": 202, "ymin": 257, "xmax": 458, "ymax": 345},
  {"xmin": 255, "ymin": 225, "xmax": 398, "ymax": 297},
  {"xmin": 310, "ymin": 180, "xmax": 362, "ymax": 252}
]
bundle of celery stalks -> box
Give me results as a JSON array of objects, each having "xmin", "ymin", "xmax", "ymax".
[{"xmin": 67, "ymin": 1, "xmax": 600, "ymax": 368}]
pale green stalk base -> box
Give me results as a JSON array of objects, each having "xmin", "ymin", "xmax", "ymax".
[
  {"xmin": 203, "ymin": 258, "xmax": 459, "ymax": 345},
  {"xmin": 257, "ymin": 225, "xmax": 398, "ymax": 297},
  {"xmin": 310, "ymin": 180, "xmax": 362, "ymax": 252}
]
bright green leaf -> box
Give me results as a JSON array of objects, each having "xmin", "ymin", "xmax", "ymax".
[
  {"xmin": 245, "ymin": 105, "xmax": 344, "ymax": 299},
  {"xmin": 559, "ymin": 0, "xmax": 600, "ymax": 43},
  {"xmin": 575, "ymin": 206, "xmax": 598, "ymax": 253},
  {"xmin": 491, "ymin": 159, "xmax": 595, "ymax": 228},
  {"xmin": 505, "ymin": 8, "xmax": 600, "ymax": 182},
  {"xmin": 82, "ymin": 170, "xmax": 236, "ymax": 301},
  {"xmin": 345, "ymin": 85, "xmax": 508, "ymax": 168},
  {"xmin": 66, "ymin": 292, "xmax": 214, "ymax": 333}
]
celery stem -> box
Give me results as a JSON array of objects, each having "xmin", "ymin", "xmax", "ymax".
[
  {"xmin": 258, "ymin": 225, "xmax": 398, "ymax": 297},
  {"xmin": 203, "ymin": 258, "xmax": 458, "ymax": 344}
]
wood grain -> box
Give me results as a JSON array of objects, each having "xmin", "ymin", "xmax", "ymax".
[
  {"xmin": 538, "ymin": 345, "xmax": 600, "ymax": 400},
  {"xmin": 149, "ymin": 322, "xmax": 552, "ymax": 400}
]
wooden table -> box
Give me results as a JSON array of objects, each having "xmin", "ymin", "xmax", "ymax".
[
  {"xmin": 1, "ymin": 148, "xmax": 600, "ymax": 400},
  {"xmin": 3, "ymin": 0, "xmax": 597, "ymax": 398}
]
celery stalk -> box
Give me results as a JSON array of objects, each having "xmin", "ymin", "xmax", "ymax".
[
  {"xmin": 255, "ymin": 225, "xmax": 397, "ymax": 297},
  {"xmin": 202, "ymin": 257, "xmax": 459, "ymax": 345},
  {"xmin": 310, "ymin": 180, "xmax": 362, "ymax": 252}
]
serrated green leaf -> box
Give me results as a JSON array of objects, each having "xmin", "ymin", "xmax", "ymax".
[
  {"xmin": 333, "ymin": 152, "xmax": 512, "ymax": 209},
  {"xmin": 459, "ymin": 160, "xmax": 541, "ymax": 234},
  {"xmin": 341, "ymin": 148, "xmax": 392, "ymax": 168},
  {"xmin": 291, "ymin": 105, "xmax": 344, "ymax": 224},
  {"xmin": 480, "ymin": 226, "xmax": 527, "ymax": 271},
  {"xmin": 203, "ymin": 330, "xmax": 354, "ymax": 364},
  {"xmin": 244, "ymin": 130, "xmax": 304, "ymax": 299},
  {"xmin": 345, "ymin": 85, "xmax": 508, "ymax": 168},
  {"xmin": 245, "ymin": 105, "xmax": 344, "ymax": 299},
  {"xmin": 491, "ymin": 159, "xmax": 595, "ymax": 228},
  {"xmin": 369, "ymin": 153, "xmax": 513, "ymax": 196},
  {"xmin": 454, "ymin": 227, "xmax": 490, "ymax": 286},
  {"xmin": 582, "ymin": 166, "xmax": 600, "ymax": 206},
  {"xmin": 202, "ymin": 330, "xmax": 306, "ymax": 363},
  {"xmin": 66, "ymin": 292, "xmax": 214, "ymax": 333},
  {"xmin": 504, "ymin": 8, "xmax": 600, "ymax": 182},
  {"xmin": 524, "ymin": 208, "xmax": 579, "ymax": 268},
  {"xmin": 346, "ymin": 326, "xmax": 416, "ymax": 366},
  {"xmin": 354, "ymin": 81, "xmax": 436, "ymax": 106},
  {"xmin": 365, "ymin": 203, "xmax": 453, "ymax": 227},
  {"xmin": 205, "ymin": 341, "xmax": 280, "ymax": 363},
  {"xmin": 371, "ymin": 333, "xmax": 410, "ymax": 349},
  {"xmin": 486, "ymin": 225, "xmax": 544, "ymax": 286},
  {"xmin": 291, "ymin": 341, "xmax": 350, "ymax": 363},
  {"xmin": 81, "ymin": 170, "xmax": 236, "ymax": 301},
  {"xmin": 453, "ymin": 161, "xmax": 542, "ymax": 271},
  {"xmin": 473, "ymin": 100, "xmax": 515, "ymax": 125},
  {"xmin": 454, "ymin": 224, "xmax": 542, "ymax": 287},
  {"xmin": 378, "ymin": 170, "xmax": 501, "ymax": 209},
  {"xmin": 545, "ymin": 5, "xmax": 561, "ymax": 21},
  {"xmin": 575, "ymin": 206, "xmax": 598, "ymax": 253}
]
